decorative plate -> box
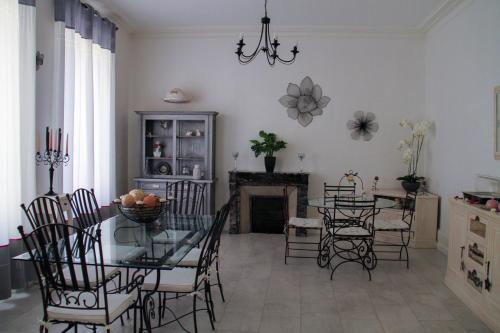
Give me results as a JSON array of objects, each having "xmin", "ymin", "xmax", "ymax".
[{"xmin": 156, "ymin": 162, "xmax": 172, "ymax": 175}]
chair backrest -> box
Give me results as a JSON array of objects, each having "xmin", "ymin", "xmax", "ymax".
[
  {"xmin": 21, "ymin": 196, "xmax": 66, "ymax": 242},
  {"xmin": 18, "ymin": 223, "xmax": 110, "ymax": 320},
  {"xmin": 338, "ymin": 170, "xmax": 364, "ymax": 193},
  {"xmin": 324, "ymin": 183, "xmax": 356, "ymax": 202},
  {"xmin": 194, "ymin": 208, "xmax": 223, "ymax": 286},
  {"xmin": 332, "ymin": 196, "xmax": 376, "ymax": 236},
  {"xmin": 166, "ymin": 181, "xmax": 206, "ymax": 215},
  {"xmin": 65, "ymin": 188, "xmax": 102, "ymax": 229},
  {"xmin": 211, "ymin": 196, "xmax": 234, "ymax": 256},
  {"xmin": 401, "ymin": 191, "xmax": 417, "ymax": 228}
]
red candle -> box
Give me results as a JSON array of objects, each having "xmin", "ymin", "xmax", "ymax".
[
  {"xmin": 49, "ymin": 128, "xmax": 52, "ymax": 150},
  {"xmin": 65, "ymin": 133, "xmax": 69, "ymax": 156}
]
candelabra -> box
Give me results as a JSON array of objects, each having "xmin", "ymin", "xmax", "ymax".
[
  {"xmin": 36, "ymin": 150, "xmax": 70, "ymax": 196},
  {"xmin": 36, "ymin": 127, "xmax": 70, "ymax": 196}
]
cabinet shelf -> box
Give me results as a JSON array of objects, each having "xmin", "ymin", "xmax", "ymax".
[
  {"xmin": 146, "ymin": 157, "xmax": 173, "ymax": 160},
  {"xmin": 146, "ymin": 135, "xmax": 172, "ymax": 139},
  {"xmin": 177, "ymin": 156, "xmax": 205, "ymax": 161},
  {"xmin": 177, "ymin": 135, "xmax": 204, "ymax": 139}
]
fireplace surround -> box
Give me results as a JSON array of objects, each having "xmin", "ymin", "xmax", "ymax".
[{"xmin": 228, "ymin": 171, "xmax": 309, "ymax": 234}]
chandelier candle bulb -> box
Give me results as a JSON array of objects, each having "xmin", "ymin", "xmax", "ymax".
[{"xmin": 239, "ymin": 33, "xmax": 244, "ymax": 40}]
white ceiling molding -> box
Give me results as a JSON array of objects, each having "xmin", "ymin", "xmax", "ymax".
[
  {"xmin": 131, "ymin": 25, "xmax": 424, "ymax": 39},
  {"xmin": 417, "ymin": 0, "xmax": 466, "ymax": 32}
]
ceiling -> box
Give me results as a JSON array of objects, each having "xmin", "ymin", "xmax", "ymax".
[{"xmin": 90, "ymin": 0, "xmax": 461, "ymax": 34}]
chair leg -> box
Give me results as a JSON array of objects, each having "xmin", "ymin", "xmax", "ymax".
[
  {"xmin": 193, "ymin": 291, "xmax": 198, "ymax": 333},
  {"xmin": 204, "ymin": 283, "xmax": 215, "ymax": 329},
  {"xmin": 206, "ymin": 280, "xmax": 216, "ymax": 321},
  {"xmin": 215, "ymin": 257, "xmax": 225, "ymax": 302}
]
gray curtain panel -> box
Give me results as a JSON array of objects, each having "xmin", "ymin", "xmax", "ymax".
[{"xmin": 54, "ymin": 0, "xmax": 117, "ymax": 53}]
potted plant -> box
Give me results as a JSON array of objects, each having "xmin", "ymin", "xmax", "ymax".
[
  {"xmin": 250, "ymin": 130, "xmax": 287, "ymax": 173},
  {"xmin": 397, "ymin": 119, "xmax": 432, "ymax": 192}
]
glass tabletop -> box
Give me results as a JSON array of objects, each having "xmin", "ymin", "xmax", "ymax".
[
  {"xmin": 308, "ymin": 194, "xmax": 396, "ymax": 210},
  {"xmin": 13, "ymin": 213, "xmax": 215, "ymax": 270}
]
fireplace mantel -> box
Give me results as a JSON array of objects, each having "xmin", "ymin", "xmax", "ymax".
[{"xmin": 228, "ymin": 171, "xmax": 309, "ymax": 234}]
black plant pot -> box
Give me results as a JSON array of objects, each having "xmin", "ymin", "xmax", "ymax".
[
  {"xmin": 264, "ymin": 156, "xmax": 276, "ymax": 173},
  {"xmin": 401, "ymin": 181, "xmax": 421, "ymax": 193}
]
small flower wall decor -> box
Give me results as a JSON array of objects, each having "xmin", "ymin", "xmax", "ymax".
[
  {"xmin": 346, "ymin": 111, "xmax": 379, "ymax": 141},
  {"xmin": 279, "ymin": 76, "xmax": 331, "ymax": 127}
]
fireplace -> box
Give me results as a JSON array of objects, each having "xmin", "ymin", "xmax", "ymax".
[
  {"xmin": 251, "ymin": 196, "xmax": 285, "ymax": 233},
  {"xmin": 228, "ymin": 171, "xmax": 309, "ymax": 234}
]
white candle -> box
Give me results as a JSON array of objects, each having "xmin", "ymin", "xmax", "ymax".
[
  {"xmin": 273, "ymin": 33, "xmax": 277, "ymax": 41},
  {"xmin": 239, "ymin": 33, "xmax": 244, "ymax": 40}
]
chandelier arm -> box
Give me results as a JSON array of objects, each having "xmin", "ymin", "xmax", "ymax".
[
  {"xmin": 239, "ymin": 22, "xmax": 265, "ymax": 62},
  {"xmin": 276, "ymin": 53, "xmax": 297, "ymax": 64}
]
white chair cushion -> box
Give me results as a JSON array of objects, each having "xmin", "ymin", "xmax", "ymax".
[
  {"xmin": 178, "ymin": 248, "xmax": 201, "ymax": 267},
  {"xmin": 374, "ymin": 219, "xmax": 409, "ymax": 231},
  {"xmin": 63, "ymin": 266, "xmax": 119, "ymax": 288},
  {"xmin": 142, "ymin": 267, "xmax": 204, "ymax": 293},
  {"xmin": 331, "ymin": 226, "xmax": 371, "ymax": 237},
  {"xmin": 47, "ymin": 291, "xmax": 135, "ymax": 325},
  {"xmin": 289, "ymin": 217, "xmax": 322, "ymax": 229}
]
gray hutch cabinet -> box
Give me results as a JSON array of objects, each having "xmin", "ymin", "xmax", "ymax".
[{"xmin": 134, "ymin": 111, "xmax": 217, "ymax": 214}]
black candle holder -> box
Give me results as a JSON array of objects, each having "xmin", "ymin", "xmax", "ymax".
[{"xmin": 36, "ymin": 149, "xmax": 70, "ymax": 196}]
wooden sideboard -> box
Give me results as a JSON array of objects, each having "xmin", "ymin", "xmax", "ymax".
[
  {"xmin": 370, "ymin": 188, "xmax": 439, "ymax": 248},
  {"xmin": 445, "ymin": 198, "xmax": 500, "ymax": 332}
]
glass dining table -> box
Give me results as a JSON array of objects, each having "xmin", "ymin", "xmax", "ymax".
[
  {"xmin": 308, "ymin": 194, "xmax": 396, "ymax": 268},
  {"xmin": 13, "ymin": 213, "xmax": 215, "ymax": 333}
]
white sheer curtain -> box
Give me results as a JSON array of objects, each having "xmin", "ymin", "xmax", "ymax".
[
  {"xmin": 56, "ymin": 0, "xmax": 116, "ymax": 206},
  {"xmin": 0, "ymin": 0, "xmax": 37, "ymax": 299},
  {"xmin": 0, "ymin": 0, "xmax": 36, "ymax": 245}
]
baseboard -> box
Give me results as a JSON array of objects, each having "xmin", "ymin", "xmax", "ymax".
[{"xmin": 437, "ymin": 230, "xmax": 448, "ymax": 255}]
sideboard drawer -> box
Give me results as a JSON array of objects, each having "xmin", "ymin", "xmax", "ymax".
[
  {"xmin": 469, "ymin": 215, "xmax": 487, "ymax": 239},
  {"xmin": 139, "ymin": 182, "xmax": 166, "ymax": 191}
]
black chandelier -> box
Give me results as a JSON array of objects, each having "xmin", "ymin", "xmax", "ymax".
[{"xmin": 235, "ymin": 0, "xmax": 299, "ymax": 66}]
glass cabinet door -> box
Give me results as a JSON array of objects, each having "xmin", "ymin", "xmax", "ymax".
[
  {"xmin": 144, "ymin": 119, "xmax": 174, "ymax": 176},
  {"xmin": 176, "ymin": 119, "xmax": 207, "ymax": 178}
]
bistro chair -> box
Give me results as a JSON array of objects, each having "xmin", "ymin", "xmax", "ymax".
[
  {"xmin": 178, "ymin": 195, "xmax": 234, "ymax": 302},
  {"xmin": 65, "ymin": 188, "xmax": 102, "ymax": 229},
  {"xmin": 22, "ymin": 195, "xmax": 121, "ymax": 293},
  {"xmin": 329, "ymin": 196, "xmax": 377, "ymax": 280},
  {"xmin": 338, "ymin": 169, "xmax": 364, "ymax": 194},
  {"xmin": 372, "ymin": 191, "xmax": 417, "ymax": 268},
  {"xmin": 166, "ymin": 180, "xmax": 206, "ymax": 215},
  {"xmin": 17, "ymin": 223, "xmax": 143, "ymax": 333},
  {"xmin": 21, "ymin": 196, "xmax": 66, "ymax": 242},
  {"xmin": 283, "ymin": 187, "xmax": 322, "ymax": 264},
  {"xmin": 141, "ymin": 206, "xmax": 227, "ymax": 333}
]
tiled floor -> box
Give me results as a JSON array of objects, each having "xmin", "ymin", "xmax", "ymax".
[{"xmin": 0, "ymin": 233, "xmax": 493, "ymax": 333}]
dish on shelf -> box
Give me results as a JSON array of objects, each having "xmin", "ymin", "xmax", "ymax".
[{"xmin": 155, "ymin": 161, "xmax": 172, "ymax": 175}]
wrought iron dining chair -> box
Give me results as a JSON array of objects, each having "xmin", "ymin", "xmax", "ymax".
[
  {"xmin": 22, "ymin": 195, "xmax": 122, "ymax": 295},
  {"xmin": 17, "ymin": 223, "xmax": 143, "ymax": 333},
  {"xmin": 178, "ymin": 195, "xmax": 234, "ymax": 303},
  {"xmin": 65, "ymin": 188, "xmax": 102, "ymax": 229},
  {"xmin": 372, "ymin": 191, "xmax": 417, "ymax": 268},
  {"xmin": 338, "ymin": 169, "xmax": 364, "ymax": 194},
  {"xmin": 166, "ymin": 180, "xmax": 206, "ymax": 215},
  {"xmin": 283, "ymin": 187, "xmax": 322, "ymax": 264},
  {"xmin": 21, "ymin": 196, "xmax": 67, "ymax": 243},
  {"xmin": 329, "ymin": 196, "xmax": 377, "ymax": 280},
  {"xmin": 141, "ymin": 207, "xmax": 225, "ymax": 333}
]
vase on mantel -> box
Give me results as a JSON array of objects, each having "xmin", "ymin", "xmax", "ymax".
[{"xmin": 264, "ymin": 156, "xmax": 276, "ymax": 173}]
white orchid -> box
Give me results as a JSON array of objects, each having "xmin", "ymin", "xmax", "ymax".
[
  {"xmin": 413, "ymin": 120, "xmax": 432, "ymax": 137},
  {"xmin": 399, "ymin": 119, "xmax": 414, "ymax": 129},
  {"xmin": 398, "ymin": 118, "xmax": 433, "ymax": 181},
  {"xmin": 402, "ymin": 148, "xmax": 413, "ymax": 164}
]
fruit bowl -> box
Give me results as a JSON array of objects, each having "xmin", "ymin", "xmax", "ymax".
[{"xmin": 114, "ymin": 200, "xmax": 167, "ymax": 224}]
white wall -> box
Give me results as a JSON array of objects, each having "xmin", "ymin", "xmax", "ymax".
[
  {"xmin": 425, "ymin": 0, "xmax": 500, "ymax": 252},
  {"xmin": 128, "ymin": 33, "xmax": 426, "ymax": 211}
]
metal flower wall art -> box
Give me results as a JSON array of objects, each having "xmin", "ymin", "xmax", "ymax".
[
  {"xmin": 279, "ymin": 76, "xmax": 331, "ymax": 127},
  {"xmin": 347, "ymin": 111, "xmax": 379, "ymax": 141}
]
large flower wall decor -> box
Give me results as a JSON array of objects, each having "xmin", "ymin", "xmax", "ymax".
[
  {"xmin": 347, "ymin": 111, "xmax": 379, "ymax": 141},
  {"xmin": 279, "ymin": 76, "xmax": 331, "ymax": 127}
]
